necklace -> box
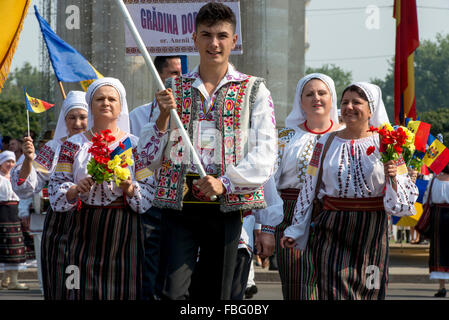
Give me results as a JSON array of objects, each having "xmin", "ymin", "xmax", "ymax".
[{"xmin": 304, "ymin": 120, "xmax": 333, "ymax": 134}]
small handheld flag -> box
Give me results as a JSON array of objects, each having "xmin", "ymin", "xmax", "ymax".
[
  {"xmin": 406, "ymin": 119, "xmax": 431, "ymax": 152},
  {"xmin": 422, "ymin": 134, "xmax": 449, "ymax": 175},
  {"xmin": 24, "ymin": 89, "xmax": 55, "ymax": 113}
]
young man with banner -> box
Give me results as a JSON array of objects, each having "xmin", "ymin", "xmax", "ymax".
[{"xmin": 138, "ymin": 2, "xmax": 278, "ymax": 300}]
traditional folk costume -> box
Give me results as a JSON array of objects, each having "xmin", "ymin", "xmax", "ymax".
[
  {"xmin": 0, "ymin": 151, "xmax": 28, "ymax": 290},
  {"xmin": 130, "ymin": 99, "xmax": 159, "ymax": 138},
  {"xmin": 48, "ymin": 78, "xmax": 156, "ymax": 300},
  {"xmin": 130, "ymin": 99, "xmax": 162, "ymax": 300},
  {"xmin": 423, "ymin": 177, "xmax": 449, "ymax": 280},
  {"xmin": 255, "ymin": 73, "xmax": 340, "ymax": 300},
  {"xmin": 284, "ymin": 82, "xmax": 419, "ymax": 300},
  {"xmin": 138, "ymin": 63, "xmax": 277, "ymax": 300},
  {"xmin": 11, "ymin": 91, "xmax": 88, "ymax": 297}
]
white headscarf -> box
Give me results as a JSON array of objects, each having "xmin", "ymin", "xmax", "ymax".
[
  {"xmin": 85, "ymin": 77, "xmax": 130, "ymax": 133},
  {"xmin": 0, "ymin": 151, "xmax": 16, "ymax": 165},
  {"xmin": 284, "ymin": 73, "xmax": 339, "ymax": 128},
  {"xmin": 54, "ymin": 91, "xmax": 88, "ymax": 142},
  {"xmin": 345, "ymin": 82, "xmax": 390, "ymax": 128}
]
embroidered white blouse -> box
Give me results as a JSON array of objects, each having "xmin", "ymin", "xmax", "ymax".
[
  {"xmin": 137, "ymin": 63, "xmax": 277, "ymax": 196},
  {"xmin": 423, "ymin": 177, "xmax": 449, "ymax": 204},
  {"xmin": 129, "ymin": 99, "xmax": 160, "ymax": 138},
  {"xmin": 0, "ymin": 175, "xmax": 20, "ymax": 202},
  {"xmin": 254, "ymin": 127, "xmax": 326, "ymax": 225},
  {"xmin": 11, "ymin": 139, "xmax": 63, "ymax": 199},
  {"xmin": 283, "ymin": 132, "xmax": 419, "ymax": 250},
  {"xmin": 48, "ymin": 133, "xmax": 156, "ymax": 213}
]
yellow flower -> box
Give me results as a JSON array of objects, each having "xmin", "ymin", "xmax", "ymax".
[
  {"xmin": 125, "ymin": 156, "xmax": 134, "ymax": 166},
  {"xmin": 108, "ymin": 155, "xmax": 121, "ymax": 170},
  {"xmin": 114, "ymin": 166, "xmax": 130, "ymax": 181}
]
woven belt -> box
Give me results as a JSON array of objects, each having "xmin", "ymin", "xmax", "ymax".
[
  {"xmin": 0, "ymin": 201, "xmax": 19, "ymax": 205},
  {"xmin": 280, "ymin": 188, "xmax": 300, "ymax": 201},
  {"xmin": 82, "ymin": 197, "xmax": 126, "ymax": 209},
  {"xmin": 323, "ymin": 196, "xmax": 384, "ymax": 211}
]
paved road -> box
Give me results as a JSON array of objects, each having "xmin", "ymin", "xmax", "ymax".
[{"xmin": 0, "ymin": 280, "xmax": 446, "ymax": 300}]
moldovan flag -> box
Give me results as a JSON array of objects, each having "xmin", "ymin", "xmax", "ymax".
[
  {"xmin": 406, "ymin": 119, "xmax": 431, "ymax": 152},
  {"xmin": 423, "ymin": 134, "xmax": 449, "ymax": 175},
  {"xmin": 0, "ymin": 0, "xmax": 31, "ymax": 92},
  {"xmin": 24, "ymin": 89, "xmax": 54, "ymax": 113},
  {"xmin": 393, "ymin": 0, "xmax": 419, "ymax": 125},
  {"xmin": 34, "ymin": 6, "xmax": 103, "ymax": 89}
]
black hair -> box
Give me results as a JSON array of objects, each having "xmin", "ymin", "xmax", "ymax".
[
  {"xmin": 195, "ymin": 2, "xmax": 236, "ymax": 32},
  {"xmin": 341, "ymin": 85, "xmax": 369, "ymax": 102},
  {"xmin": 2, "ymin": 136, "xmax": 11, "ymax": 144},
  {"xmin": 154, "ymin": 56, "xmax": 181, "ymax": 74}
]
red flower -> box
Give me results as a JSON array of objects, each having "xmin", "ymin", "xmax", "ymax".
[
  {"xmin": 367, "ymin": 126, "xmax": 378, "ymax": 133},
  {"xmin": 119, "ymin": 141, "xmax": 125, "ymax": 151},
  {"xmin": 366, "ymin": 146, "xmax": 376, "ymax": 156},
  {"xmin": 394, "ymin": 144, "xmax": 403, "ymax": 154}
]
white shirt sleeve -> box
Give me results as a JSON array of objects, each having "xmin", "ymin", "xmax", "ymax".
[{"xmin": 252, "ymin": 175, "xmax": 284, "ymax": 229}]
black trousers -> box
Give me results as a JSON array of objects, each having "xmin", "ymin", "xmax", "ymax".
[
  {"xmin": 140, "ymin": 206, "xmax": 162, "ymax": 300},
  {"xmin": 156, "ymin": 203, "xmax": 242, "ymax": 300},
  {"xmin": 231, "ymin": 248, "xmax": 252, "ymax": 300}
]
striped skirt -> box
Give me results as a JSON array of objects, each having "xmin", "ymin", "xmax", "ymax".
[
  {"xmin": 42, "ymin": 199, "xmax": 144, "ymax": 300},
  {"xmin": 429, "ymin": 204, "xmax": 449, "ymax": 274},
  {"xmin": 41, "ymin": 207, "xmax": 75, "ymax": 300},
  {"xmin": 311, "ymin": 196, "xmax": 389, "ymax": 300},
  {"xmin": 275, "ymin": 189, "xmax": 318, "ymax": 300},
  {"xmin": 0, "ymin": 203, "xmax": 26, "ymax": 264}
]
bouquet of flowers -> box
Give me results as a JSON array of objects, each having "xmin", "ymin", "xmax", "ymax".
[
  {"xmin": 87, "ymin": 129, "xmax": 134, "ymax": 186},
  {"xmin": 368, "ymin": 123, "xmax": 414, "ymax": 160}
]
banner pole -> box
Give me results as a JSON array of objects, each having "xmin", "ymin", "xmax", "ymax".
[
  {"xmin": 26, "ymin": 110, "xmax": 30, "ymax": 137},
  {"xmin": 115, "ymin": 0, "xmax": 216, "ymax": 200},
  {"xmin": 58, "ymin": 81, "xmax": 67, "ymax": 99}
]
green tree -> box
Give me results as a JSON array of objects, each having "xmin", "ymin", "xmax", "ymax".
[
  {"xmin": 0, "ymin": 99, "xmax": 41, "ymax": 139},
  {"xmin": 306, "ymin": 64, "xmax": 353, "ymax": 103},
  {"xmin": 0, "ymin": 62, "xmax": 54, "ymax": 140},
  {"xmin": 0, "ymin": 62, "xmax": 46, "ymax": 101},
  {"xmin": 420, "ymin": 108, "xmax": 449, "ymax": 145},
  {"xmin": 372, "ymin": 33, "xmax": 449, "ymax": 122}
]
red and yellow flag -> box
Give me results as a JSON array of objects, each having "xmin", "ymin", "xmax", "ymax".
[
  {"xmin": 24, "ymin": 89, "xmax": 54, "ymax": 113},
  {"xmin": 0, "ymin": 0, "xmax": 31, "ymax": 92},
  {"xmin": 393, "ymin": 0, "xmax": 419, "ymax": 125}
]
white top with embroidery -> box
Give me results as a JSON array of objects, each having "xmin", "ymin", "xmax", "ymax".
[
  {"xmin": 129, "ymin": 99, "xmax": 160, "ymax": 138},
  {"xmin": 283, "ymin": 132, "xmax": 419, "ymax": 250},
  {"xmin": 49, "ymin": 133, "xmax": 156, "ymax": 214},
  {"xmin": 138, "ymin": 63, "xmax": 277, "ymax": 196},
  {"xmin": 253, "ymin": 127, "xmax": 328, "ymax": 229},
  {"xmin": 0, "ymin": 175, "xmax": 20, "ymax": 202},
  {"xmin": 423, "ymin": 177, "xmax": 449, "ymax": 204},
  {"xmin": 11, "ymin": 139, "xmax": 62, "ymax": 199}
]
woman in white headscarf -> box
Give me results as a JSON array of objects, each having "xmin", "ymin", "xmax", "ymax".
[
  {"xmin": 0, "ymin": 151, "xmax": 29, "ymax": 290},
  {"xmin": 11, "ymin": 90, "xmax": 88, "ymax": 296},
  {"xmin": 254, "ymin": 73, "xmax": 341, "ymax": 300},
  {"xmin": 281, "ymin": 82, "xmax": 419, "ymax": 300},
  {"xmin": 48, "ymin": 77, "xmax": 155, "ymax": 300}
]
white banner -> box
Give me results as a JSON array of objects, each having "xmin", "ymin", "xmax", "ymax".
[{"xmin": 124, "ymin": 0, "xmax": 242, "ymax": 56}]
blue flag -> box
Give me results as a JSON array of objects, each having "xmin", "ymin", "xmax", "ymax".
[{"xmin": 34, "ymin": 5, "xmax": 98, "ymax": 82}]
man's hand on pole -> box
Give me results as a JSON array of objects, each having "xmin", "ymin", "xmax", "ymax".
[
  {"xmin": 155, "ymin": 88, "xmax": 176, "ymax": 132},
  {"xmin": 194, "ymin": 176, "xmax": 225, "ymax": 199}
]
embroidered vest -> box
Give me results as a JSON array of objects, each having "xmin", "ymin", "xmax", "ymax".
[{"xmin": 153, "ymin": 75, "xmax": 267, "ymax": 213}]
